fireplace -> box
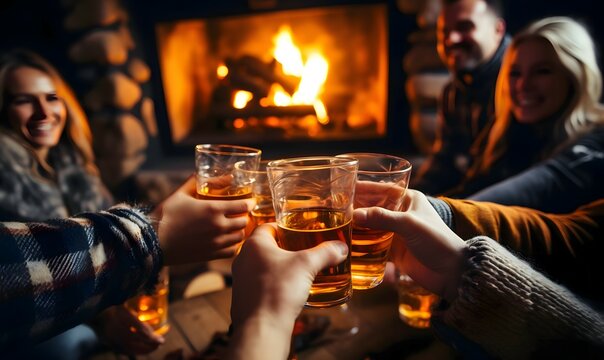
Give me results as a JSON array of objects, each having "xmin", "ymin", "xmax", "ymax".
[{"xmin": 137, "ymin": 1, "xmax": 413, "ymax": 159}]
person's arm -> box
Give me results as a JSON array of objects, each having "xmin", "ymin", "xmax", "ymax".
[
  {"xmin": 0, "ymin": 205, "xmax": 161, "ymax": 349},
  {"xmin": 432, "ymin": 196, "xmax": 604, "ymax": 299},
  {"xmin": 354, "ymin": 190, "xmax": 604, "ymax": 358},
  {"xmin": 227, "ymin": 224, "xmax": 348, "ymax": 360},
  {"xmin": 0, "ymin": 176, "xmax": 254, "ymax": 350},
  {"xmin": 437, "ymin": 236, "xmax": 604, "ymax": 359},
  {"xmin": 468, "ymin": 127, "xmax": 604, "ymax": 213}
]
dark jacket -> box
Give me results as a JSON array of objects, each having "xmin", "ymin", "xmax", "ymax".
[
  {"xmin": 467, "ymin": 126, "xmax": 604, "ymax": 213},
  {"xmin": 413, "ymin": 35, "xmax": 512, "ymax": 195}
]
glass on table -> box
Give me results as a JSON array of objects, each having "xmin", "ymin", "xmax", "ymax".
[
  {"xmin": 267, "ymin": 156, "xmax": 358, "ymax": 308},
  {"xmin": 195, "ymin": 144, "xmax": 261, "ymax": 200},
  {"xmin": 336, "ymin": 153, "xmax": 412, "ymax": 290},
  {"xmin": 397, "ymin": 274, "xmax": 439, "ymax": 328},
  {"xmin": 124, "ymin": 267, "xmax": 170, "ymax": 335}
]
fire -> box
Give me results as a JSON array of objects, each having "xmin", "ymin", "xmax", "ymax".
[
  {"xmin": 223, "ymin": 25, "xmax": 329, "ymax": 125},
  {"xmin": 269, "ymin": 26, "xmax": 329, "ymax": 124},
  {"xmin": 233, "ymin": 90, "xmax": 253, "ymax": 109}
]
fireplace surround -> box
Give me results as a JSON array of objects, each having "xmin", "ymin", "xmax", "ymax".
[{"xmin": 134, "ymin": 0, "xmax": 415, "ymax": 159}]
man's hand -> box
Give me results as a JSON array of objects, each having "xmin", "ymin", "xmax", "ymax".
[
  {"xmin": 153, "ymin": 176, "xmax": 255, "ymax": 265},
  {"xmin": 228, "ymin": 224, "xmax": 348, "ymax": 360}
]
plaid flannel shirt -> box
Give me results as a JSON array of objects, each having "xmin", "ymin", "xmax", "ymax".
[{"xmin": 0, "ymin": 204, "xmax": 162, "ymax": 350}]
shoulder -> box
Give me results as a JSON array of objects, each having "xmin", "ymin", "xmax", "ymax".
[{"xmin": 0, "ymin": 131, "xmax": 33, "ymax": 167}]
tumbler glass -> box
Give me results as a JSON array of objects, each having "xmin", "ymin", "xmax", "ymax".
[
  {"xmin": 195, "ymin": 144, "xmax": 261, "ymax": 200},
  {"xmin": 337, "ymin": 153, "xmax": 412, "ymax": 289},
  {"xmin": 267, "ymin": 156, "xmax": 358, "ymax": 308}
]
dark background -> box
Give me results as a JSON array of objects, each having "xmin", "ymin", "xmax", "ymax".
[{"xmin": 1, "ymin": 0, "xmax": 601, "ymax": 164}]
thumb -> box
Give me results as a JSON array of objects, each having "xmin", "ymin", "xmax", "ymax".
[{"xmin": 296, "ymin": 240, "xmax": 349, "ymax": 277}]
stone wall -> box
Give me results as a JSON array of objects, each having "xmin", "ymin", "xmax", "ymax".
[{"xmin": 62, "ymin": 0, "xmax": 158, "ymax": 193}]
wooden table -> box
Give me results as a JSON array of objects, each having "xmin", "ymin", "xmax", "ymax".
[{"xmin": 92, "ymin": 283, "xmax": 451, "ymax": 360}]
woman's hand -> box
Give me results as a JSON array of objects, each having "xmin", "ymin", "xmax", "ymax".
[
  {"xmin": 354, "ymin": 190, "xmax": 467, "ymax": 301},
  {"xmin": 153, "ymin": 176, "xmax": 255, "ymax": 265}
]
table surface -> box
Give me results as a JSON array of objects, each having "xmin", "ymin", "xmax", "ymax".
[{"xmin": 91, "ymin": 283, "xmax": 451, "ymax": 360}]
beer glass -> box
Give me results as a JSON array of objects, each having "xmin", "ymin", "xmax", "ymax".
[
  {"xmin": 195, "ymin": 144, "xmax": 261, "ymax": 200},
  {"xmin": 337, "ymin": 153, "xmax": 412, "ymax": 289},
  {"xmin": 124, "ymin": 267, "xmax": 170, "ymax": 335},
  {"xmin": 234, "ymin": 160, "xmax": 275, "ymax": 232},
  {"xmin": 267, "ymin": 156, "xmax": 358, "ymax": 308}
]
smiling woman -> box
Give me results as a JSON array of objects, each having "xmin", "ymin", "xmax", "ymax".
[
  {"xmin": 0, "ymin": 49, "xmax": 112, "ymax": 220},
  {"xmin": 5, "ymin": 66, "xmax": 67, "ymax": 155},
  {"xmin": 0, "ymin": 49, "xmax": 168, "ymax": 359},
  {"xmin": 441, "ymin": 17, "xmax": 604, "ymax": 213}
]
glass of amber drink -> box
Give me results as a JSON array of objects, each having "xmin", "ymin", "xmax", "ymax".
[
  {"xmin": 234, "ymin": 160, "xmax": 275, "ymax": 234},
  {"xmin": 336, "ymin": 153, "xmax": 412, "ymax": 290},
  {"xmin": 125, "ymin": 267, "xmax": 170, "ymax": 335},
  {"xmin": 397, "ymin": 274, "xmax": 438, "ymax": 328},
  {"xmin": 267, "ymin": 156, "xmax": 358, "ymax": 308},
  {"xmin": 195, "ymin": 144, "xmax": 261, "ymax": 200}
]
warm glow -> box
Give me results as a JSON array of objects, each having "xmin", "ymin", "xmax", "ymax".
[
  {"xmin": 293, "ymin": 53, "xmax": 328, "ymax": 105},
  {"xmin": 233, "ymin": 90, "xmax": 253, "ymax": 109},
  {"xmin": 269, "ymin": 26, "xmax": 329, "ymax": 123},
  {"xmin": 217, "ymin": 64, "xmax": 229, "ymax": 79},
  {"xmin": 267, "ymin": 84, "xmax": 292, "ymax": 107},
  {"xmin": 273, "ymin": 26, "xmax": 304, "ymax": 77},
  {"xmin": 313, "ymin": 100, "xmax": 329, "ymax": 124},
  {"xmin": 233, "ymin": 118, "xmax": 245, "ymax": 129}
]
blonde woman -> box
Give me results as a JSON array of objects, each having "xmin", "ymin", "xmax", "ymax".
[{"xmin": 458, "ymin": 17, "xmax": 604, "ymax": 213}]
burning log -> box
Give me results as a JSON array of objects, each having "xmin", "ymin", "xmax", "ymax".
[
  {"xmin": 211, "ymin": 103, "xmax": 316, "ymax": 119},
  {"xmin": 224, "ymin": 55, "xmax": 298, "ymax": 97}
]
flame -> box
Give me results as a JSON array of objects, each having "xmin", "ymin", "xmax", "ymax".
[
  {"xmin": 273, "ymin": 26, "xmax": 304, "ymax": 77},
  {"xmin": 269, "ymin": 25, "xmax": 329, "ymax": 124},
  {"xmin": 313, "ymin": 100, "xmax": 329, "ymax": 125},
  {"xmin": 217, "ymin": 64, "xmax": 229, "ymax": 79},
  {"xmin": 233, "ymin": 90, "xmax": 253, "ymax": 109}
]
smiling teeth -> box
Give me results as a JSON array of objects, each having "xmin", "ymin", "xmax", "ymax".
[{"xmin": 33, "ymin": 124, "xmax": 53, "ymax": 131}]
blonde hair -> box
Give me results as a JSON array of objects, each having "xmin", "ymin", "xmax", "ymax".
[
  {"xmin": 0, "ymin": 49, "xmax": 98, "ymax": 176},
  {"xmin": 481, "ymin": 17, "xmax": 604, "ymax": 170}
]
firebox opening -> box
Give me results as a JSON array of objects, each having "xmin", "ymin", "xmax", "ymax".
[{"xmin": 155, "ymin": 4, "xmax": 388, "ymax": 150}]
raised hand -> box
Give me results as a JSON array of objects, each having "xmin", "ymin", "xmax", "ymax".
[
  {"xmin": 153, "ymin": 176, "xmax": 255, "ymax": 265},
  {"xmin": 353, "ymin": 189, "xmax": 466, "ymax": 301}
]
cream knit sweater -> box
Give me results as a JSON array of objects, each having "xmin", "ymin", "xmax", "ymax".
[{"xmin": 439, "ymin": 236, "xmax": 604, "ymax": 359}]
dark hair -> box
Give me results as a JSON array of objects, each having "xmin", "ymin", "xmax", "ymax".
[{"xmin": 442, "ymin": 0, "xmax": 504, "ymax": 18}]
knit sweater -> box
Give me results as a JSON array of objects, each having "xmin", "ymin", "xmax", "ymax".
[{"xmin": 436, "ymin": 236, "xmax": 604, "ymax": 359}]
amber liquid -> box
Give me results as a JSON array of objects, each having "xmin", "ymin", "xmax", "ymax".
[
  {"xmin": 277, "ymin": 208, "xmax": 352, "ymax": 308},
  {"xmin": 196, "ymin": 186, "xmax": 253, "ymax": 200},
  {"xmin": 397, "ymin": 276, "xmax": 438, "ymax": 329},
  {"xmin": 125, "ymin": 283, "xmax": 170, "ymax": 335},
  {"xmin": 351, "ymin": 229, "xmax": 394, "ymax": 289},
  {"xmin": 251, "ymin": 206, "xmax": 276, "ymax": 227}
]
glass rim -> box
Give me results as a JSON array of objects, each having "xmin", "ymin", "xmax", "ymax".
[
  {"xmin": 267, "ymin": 156, "xmax": 358, "ymax": 170},
  {"xmin": 336, "ymin": 153, "xmax": 412, "ymax": 174},
  {"xmin": 195, "ymin": 144, "xmax": 262, "ymax": 157},
  {"xmin": 234, "ymin": 160, "xmax": 270, "ymax": 174}
]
